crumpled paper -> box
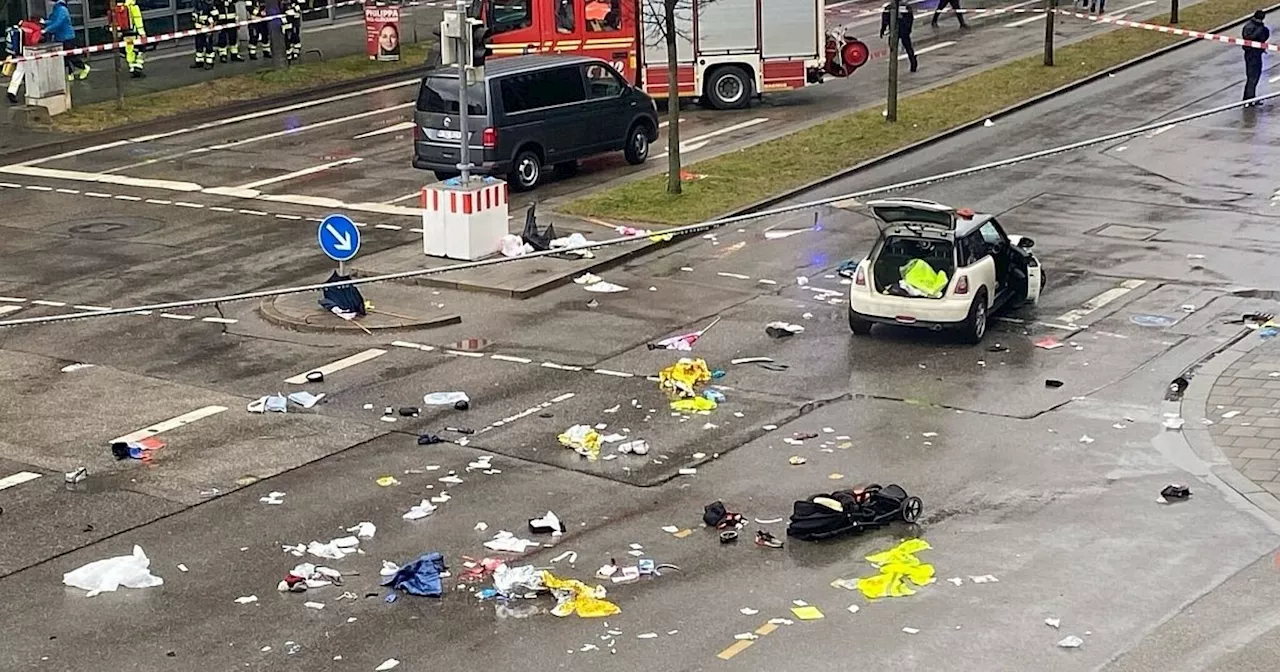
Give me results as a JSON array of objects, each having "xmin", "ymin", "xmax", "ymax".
[
  {"xmin": 63, "ymin": 545, "xmax": 164, "ymax": 597},
  {"xmin": 659, "ymin": 358, "xmax": 711, "ymax": 398},
  {"xmin": 558, "ymin": 424, "xmax": 602, "ymax": 460},
  {"xmin": 493, "ymin": 564, "xmax": 545, "ymax": 597},
  {"xmin": 541, "ymin": 571, "xmax": 620, "ymax": 618}
]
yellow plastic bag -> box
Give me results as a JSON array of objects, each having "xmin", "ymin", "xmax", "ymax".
[
  {"xmin": 659, "ymin": 358, "xmax": 711, "ymax": 398},
  {"xmin": 670, "ymin": 397, "xmax": 717, "ymax": 413},
  {"xmin": 558, "ymin": 424, "xmax": 601, "ymax": 461},
  {"xmin": 856, "ymin": 538, "xmax": 935, "ymax": 599},
  {"xmin": 900, "ymin": 259, "xmax": 949, "ymax": 298},
  {"xmin": 541, "ymin": 571, "xmax": 620, "ymax": 618}
]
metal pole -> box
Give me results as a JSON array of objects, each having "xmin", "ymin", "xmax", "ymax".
[
  {"xmin": 456, "ymin": 0, "xmax": 472, "ymax": 184},
  {"xmin": 339, "ymin": 260, "xmax": 346, "ymax": 276},
  {"xmin": 887, "ymin": 0, "xmax": 899, "ymax": 122},
  {"xmin": 111, "ymin": 15, "xmax": 124, "ymax": 106},
  {"xmin": 1043, "ymin": 0, "xmax": 1055, "ymax": 66},
  {"xmin": 1170, "ymin": 0, "xmax": 1178, "ymax": 24}
]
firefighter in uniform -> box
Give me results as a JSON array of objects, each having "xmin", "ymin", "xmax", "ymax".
[
  {"xmin": 191, "ymin": 0, "xmax": 216, "ymax": 69},
  {"xmin": 283, "ymin": 0, "xmax": 303, "ymax": 62},
  {"xmin": 216, "ymin": 0, "xmax": 245, "ymax": 62},
  {"xmin": 246, "ymin": 0, "xmax": 271, "ymax": 60},
  {"xmin": 115, "ymin": 0, "xmax": 146, "ymax": 78}
]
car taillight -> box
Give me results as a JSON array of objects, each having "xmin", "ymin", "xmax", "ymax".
[
  {"xmin": 482, "ymin": 127, "xmax": 497, "ymax": 149},
  {"xmin": 954, "ymin": 275, "xmax": 969, "ymax": 295},
  {"xmin": 854, "ymin": 265, "xmax": 866, "ymax": 286}
]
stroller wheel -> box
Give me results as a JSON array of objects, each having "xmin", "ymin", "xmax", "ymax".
[{"xmin": 901, "ymin": 496, "xmax": 923, "ymax": 523}]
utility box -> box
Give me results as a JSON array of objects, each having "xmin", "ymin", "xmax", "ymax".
[
  {"xmin": 23, "ymin": 44, "xmax": 71, "ymax": 116},
  {"xmin": 421, "ymin": 177, "xmax": 509, "ymax": 260}
]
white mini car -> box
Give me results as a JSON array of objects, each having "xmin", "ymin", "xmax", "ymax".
[{"xmin": 848, "ymin": 198, "xmax": 1043, "ymax": 343}]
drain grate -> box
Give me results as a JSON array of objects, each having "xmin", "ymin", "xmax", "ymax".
[{"xmin": 1089, "ymin": 223, "xmax": 1162, "ymax": 241}]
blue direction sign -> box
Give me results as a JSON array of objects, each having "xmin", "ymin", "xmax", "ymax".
[{"xmin": 318, "ymin": 214, "xmax": 361, "ymax": 262}]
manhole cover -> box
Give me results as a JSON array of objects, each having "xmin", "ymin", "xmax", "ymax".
[
  {"xmin": 1091, "ymin": 224, "xmax": 1162, "ymax": 241},
  {"xmin": 1131, "ymin": 314, "xmax": 1178, "ymax": 327},
  {"xmin": 58, "ymin": 216, "xmax": 161, "ymax": 240}
]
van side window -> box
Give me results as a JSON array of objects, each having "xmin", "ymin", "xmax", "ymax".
[
  {"xmin": 554, "ymin": 0, "xmax": 575, "ymax": 32},
  {"xmin": 500, "ymin": 66, "xmax": 587, "ymax": 113},
  {"xmin": 584, "ymin": 63, "xmax": 624, "ymax": 98},
  {"xmin": 586, "ymin": 0, "xmax": 622, "ymax": 31},
  {"xmin": 490, "ymin": 0, "xmax": 532, "ymax": 34}
]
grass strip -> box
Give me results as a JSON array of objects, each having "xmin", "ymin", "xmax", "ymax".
[
  {"xmin": 45, "ymin": 43, "xmax": 430, "ymax": 134},
  {"xmin": 564, "ymin": 0, "xmax": 1262, "ymax": 225}
]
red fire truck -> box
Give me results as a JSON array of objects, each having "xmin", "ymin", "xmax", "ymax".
[{"xmin": 470, "ymin": 0, "xmax": 868, "ymax": 109}]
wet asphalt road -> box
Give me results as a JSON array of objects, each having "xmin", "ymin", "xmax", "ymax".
[{"xmin": 5, "ymin": 4, "xmax": 1280, "ymax": 672}]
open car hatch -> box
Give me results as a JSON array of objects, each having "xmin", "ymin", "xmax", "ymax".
[{"xmin": 867, "ymin": 198, "xmax": 957, "ymax": 234}]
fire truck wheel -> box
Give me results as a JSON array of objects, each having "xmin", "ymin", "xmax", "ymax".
[
  {"xmin": 510, "ymin": 148, "xmax": 543, "ymax": 191},
  {"xmin": 623, "ymin": 123, "xmax": 651, "ymax": 165},
  {"xmin": 704, "ymin": 65, "xmax": 752, "ymax": 110}
]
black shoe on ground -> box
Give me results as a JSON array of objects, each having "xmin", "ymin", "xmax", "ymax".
[
  {"xmin": 231, "ymin": 54, "xmax": 245, "ymax": 62},
  {"xmin": 130, "ymin": 70, "xmax": 145, "ymax": 78},
  {"xmin": 190, "ymin": 61, "xmax": 203, "ymax": 69},
  {"xmin": 248, "ymin": 53, "xmax": 258, "ymax": 60},
  {"xmin": 219, "ymin": 55, "xmax": 228, "ymax": 63},
  {"xmin": 204, "ymin": 63, "xmax": 214, "ymax": 70},
  {"xmin": 5, "ymin": 92, "xmax": 17, "ymax": 104}
]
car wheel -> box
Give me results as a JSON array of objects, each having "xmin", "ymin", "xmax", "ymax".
[
  {"xmin": 432, "ymin": 170, "xmax": 458, "ymax": 182},
  {"xmin": 509, "ymin": 149, "xmax": 542, "ymax": 192},
  {"xmin": 960, "ymin": 290, "xmax": 988, "ymax": 344},
  {"xmin": 704, "ymin": 65, "xmax": 752, "ymax": 110},
  {"xmin": 848, "ymin": 308, "xmax": 873, "ymax": 335},
  {"xmin": 623, "ymin": 123, "xmax": 651, "ymax": 165},
  {"xmin": 553, "ymin": 161, "xmax": 579, "ymax": 178},
  {"xmin": 900, "ymin": 496, "xmax": 923, "ymax": 523}
]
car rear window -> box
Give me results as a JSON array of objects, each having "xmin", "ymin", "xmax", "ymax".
[{"xmin": 417, "ymin": 75, "xmax": 487, "ymax": 115}]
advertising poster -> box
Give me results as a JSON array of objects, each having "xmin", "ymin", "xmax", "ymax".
[{"xmin": 365, "ymin": 1, "xmax": 401, "ymax": 62}]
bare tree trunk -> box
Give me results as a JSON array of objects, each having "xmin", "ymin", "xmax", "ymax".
[{"xmin": 664, "ymin": 0, "xmax": 682, "ymax": 195}]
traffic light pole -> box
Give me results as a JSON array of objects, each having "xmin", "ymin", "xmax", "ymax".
[{"xmin": 455, "ymin": 0, "xmax": 473, "ymax": 184}]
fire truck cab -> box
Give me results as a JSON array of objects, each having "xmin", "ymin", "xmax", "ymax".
[{"xmin": 470, "ymin": 0, "xmax": 867, "ymax": 109}]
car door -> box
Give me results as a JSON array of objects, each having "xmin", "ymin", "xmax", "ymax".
[
  {"xmin": 976, "ymin": 220, "xmax": 1011, "ymax": 292},
  {"xmin": 959, "ymin": 230, "xmax": 998, "ymax": 304},
  {"xmin": 498, "ymin": 65, "xmax": 590, "ymax": 163},
  {"xmin": 580, "ymin": 61, "xmax": 631, "ymax": 152}
]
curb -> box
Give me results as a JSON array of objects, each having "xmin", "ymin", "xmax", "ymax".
[
  {"xmin": 0, "ymin": 66, "xmax": 428, "ymax": 165},
  {"xmin": 721, "ymin": 4, "xmax": 1280, "ymax": 220},
  {"xmin": 1179, "ymin": 332, "xmax": 1280, "ymax": 523},
  {"xmin": 257, "ymin": 296, "xmax": 460, "ymax": 333}
]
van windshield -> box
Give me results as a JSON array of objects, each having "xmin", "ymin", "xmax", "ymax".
[{"xmin": 417, "ymin": 76, "xmax": 487, "ymax": 115}]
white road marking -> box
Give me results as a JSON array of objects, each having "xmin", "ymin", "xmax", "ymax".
[
  {"xmin": 1004, "ymin": 12, "xmax": 1045, "ymax": 26},
  {"xmin": 353, "ymin": 120, "xmax": 416, "ymax": 140},
  {"xmin": 899, "ymin": 41, "xmax": 955, "ymax": 59},
  {"xmin": 0, "ymin": 471, "xmax": 42, "ymax": 491},
  {"xmin": 542, "ymin": 362, "xmax": 583, "ymax": 371},
  {"xmin": 276, "ymin": 213, "xmax": 304, "ymax": 220},
  {"xmin": 391, "ymin": 340, "xmax": 435, "ymax": 351},
  {"xmin": 374, "ymin": 224, "xmax": 402, "ymax": 230},
  {"xmin": 491, "ymin": 354, "xmax": 532, "ymax": 364},
  {"xmin": 409, "ymin": 227, "xmax": 424, "ymax": 233},
  {"xmin": 1056, "ymin": 279, "xmax": 1146, "ymax": 323},
  {"xmin": 73, "ymin": 304, "xmax": 112, "ymax": 311},
  {"xmin": 444, "ymin": 349, "xmax": 486, "ymax": 358},
  {"xmin": 110, "ymin": 405, "xmax": 229, "ymax": 444},
  {"xmin": 654, "ymin": 118, "xmax": 770, "ymax": 160},
  {"xmin": 1270, "ymin": 72, "xmax": 1280, "ymax": 83},
  {"xmin": 210, "ymin": 206, "xmax": 236, "ymax": 212},
  {"xmin": 1149, "ymin": 123, "xmax": 1177, "ymax": 136},
  {"xmin": 0, "ymin": 296, "xmax": 25, "ymax": 302},
  {"xmin": 387, "ymin": 191, "xmax": 422, "ymax": 204},
  {"xmin": 146, "ymin": 198, "xmax": 173, "ymax": 205},
  {"xmin": 24, "ymin": 184, "xmax": 52, "ymax": 191},
  {"xmin": 113, "ymin": 194, "xmax": 142, "ymax": 201},
  {"xmin": 55, "ymin": 188, "xmax": 80, "ymax": 194},
  {"xmin": 160, "ymin": 313, "xmax": 197, "ymax": 320},
  {"xmin": 285, "ymin": 348, "xmax": 387, "ymax": 384},
  {"xmin": 210, "ymin": 104, "xmax": 414, "ymax": 151},
  {"xmin": 14, "ymin": 79, "xmax": 419, "ymax": 167},
  {"xmin": 0, "ymin": 182, "xmax": 22, "ymax": 188},
  {"xmin": 31, "ymin": 300, "xmax": 66, "ymax": 307},
  {"xmin": 235, "ymin": 158, "xmax": 365, "ymax": 190},
  {"xmin": 0, "ymin": 305, "xmax": 23, "ymax": 317},
  {"xmin": 239, "ymin": 209, "xmax": 268, "ymax": 216},
  {"xmin": 174, "ymin": 201, "xmax": 203, "ymax": 208},
  {"xmin": 593, "ymin": 369, "xmax": 634, "ymax": 378},
  {"xmin": 201, "ymin": 317, "xmax": 239, "ymax": 324},
  {"xmin": 85, "ymin": 191, "xmax": 112, "ymax": 198}
]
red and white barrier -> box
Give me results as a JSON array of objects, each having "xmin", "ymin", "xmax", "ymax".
[
  {"xmin": 1058, "ymin": 10, "xmax": 1280, "ymax": 51},
  {"xmin": 421, "ymin": 178, "xmax": 509, "ymax": 260}
]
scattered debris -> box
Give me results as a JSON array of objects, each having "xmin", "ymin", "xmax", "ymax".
[
  {"xmin": 740, "ymin": 607, "xmax": 759, "ymax": 616},
  {"xmin": 259, "ymin": 491, "xmax": 287, "ymax": 505},
  {"xmin": 765, "ymin": 322, "xmax": 804, "ymax": 338},
  {"xmin": 1079, "ymin": 435, "xmax": 1094, "ymax": 444},
  {"xmin": 1223, "ymin": 410, "xmax": 1242, "ymax": 419},
  {"xmin": 423, "ymin": 391, "xmax": 470, "ymax": 408},
  {"xmin": 755, "ymin": 531, "xmax": 783, "ymax": 548},
  {"xmin": 62, "ymin": 545, "xmax": 164, "ymax": 597},
  {"xmin": 382, "ymin": 552, "xmax": 447, "ymax": 597},
  {"xmin": 528, "ymin": 511, "xmax": 565, "ymax": 535},
  {"xmin": 375, "ymin": 659, "xmax": 401, "ymax": 671},
  {"xmin": 304, "ymin": 601, "xmax": 325, "ymax": 610},
  {"xmin": 543, "ymin": 571, "xmax": 621, "ymax": 618},
  {"xmin": 659, "ymin": 358, "xmax": 712, "ymax": 398},
  {"xmin": 847, "ymin": 604, "xmax": 860, "ymax": 614},
  {"xmin": 559, "ymin": 425, "xmax": 603, "ymax": 460},
  {"xmin": 1162, "ymin": 415, "xmax": 1185, "ymax": 430},
  {"xmin": 1034, "ymin": 336, "xmax": 1064, "ymax": 350},
  {"xmin": 403, "ymin": 499, "xmax": 438, "ymax": 521},
  {"xmin": 234, "ymin": 595, "xmax": 259, "ymax": 604},
  {"xmin": 854, "ymin": 539, "xmax": 935, "ymax": 599},
  {"xmin": 246, "ymin": 394, "xmax": 289, "ymax": 413},
  {"xmin": 1057, "ymin": 635, "xmax": 1084, "ymax": 649},
  {"xmin": 1045, "ymin": 617, "xmax": 1061, "ymax": 629},
  {"xmin": 376, "ymin": 476, "xmax": 400, "ymax": 487},
  {"xmin": 551, "ymin": 551, "xmax": 578, "ymax": 564},
  {"xmin": 734, "ymin": 633, "xmax": 759, "ymax": 641},
  {"xmin": 474, "ymin": 522, "xmax": 489, "ymax": 532},
  {"xmin": 791, "ymin": 606, "xmax": 824, "ymax": 620},
  {"xmin": 902, "ymin": 626, "xmax": 921, "ymax": 634},
  {"xmin": 788, "ymin": 456, "xmax": 807, "ymax": 465},
  {"xmin": 61, "ymin": 363, "xmax": 95, "ymax": 373},
  {"xmin": 1045, "ymin": 379, "xmax": 1064, "ymax": 389},
  {"xmin": 484, "ymin": 531, "xmax": 539, "ymax": 553},
  {"xmin": 1159, "ymin": 484, "xmax": 1191, "ymax": 503}
]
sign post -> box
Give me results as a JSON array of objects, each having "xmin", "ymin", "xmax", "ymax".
[
  {"xmin": 364, "ymin": 0, "xmax": 401, "ymax": 61},
  {"xmin": 318, "ymin": 213, "xmax": 362, "ymax": 275}
]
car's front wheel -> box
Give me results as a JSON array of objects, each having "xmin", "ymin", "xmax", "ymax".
[
  {"xmin": 848, "ymin": 309, "xmax": 873, "ymax": 335},
  {"xmin": 959, "ymin": 291, "xmax": 988, "ymax": 344}
]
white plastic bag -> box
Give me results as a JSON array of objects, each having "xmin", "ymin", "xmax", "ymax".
[{"xmin": 63, "ymin": 545, "xmax": 164, "ymax": 597}]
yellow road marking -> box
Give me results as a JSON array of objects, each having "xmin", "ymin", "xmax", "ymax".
[{"xmin": 717, "ymin": 640, "xmax": 754, "ymax": 660}]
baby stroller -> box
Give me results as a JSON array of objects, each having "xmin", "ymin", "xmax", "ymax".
[{"xmin": 786, "ymin": 484, "xmax": 922, "ymax": 541}]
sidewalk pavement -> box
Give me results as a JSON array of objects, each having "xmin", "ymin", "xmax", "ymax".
[
  {"xmin": 1205, "ymin": 337, "xmax": 1280, "ymax": 496},
  {"xmin": 0, "ymin": 7, "xmax": 437, "ymax": 155}
]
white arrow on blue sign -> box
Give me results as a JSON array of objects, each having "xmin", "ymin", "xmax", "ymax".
[{"xmin": 318, "ymin": 214, "xmax": 361, "ymax": 263}]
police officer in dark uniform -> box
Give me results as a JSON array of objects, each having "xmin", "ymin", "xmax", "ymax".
[
  {"xmin": 881, "ymin": 2, "xmax": 917, "ymax": 73},
  {"xmin": 1242, "ymin": 10, "xmax": 1270, "ymax": 106}
]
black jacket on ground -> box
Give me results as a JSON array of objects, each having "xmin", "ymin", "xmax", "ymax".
[
  {"xmin": 1243, "ymin": 17, "xmax": 1269, "ymax": 54},
  {"xmin": 880, "ymin": 4, "xmax": 914, "ymax": 39}
]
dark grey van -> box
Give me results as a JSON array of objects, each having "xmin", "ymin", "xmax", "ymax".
[{"xmin": 412, "ymin": 54, "xmax": 660, "ymax": 191}]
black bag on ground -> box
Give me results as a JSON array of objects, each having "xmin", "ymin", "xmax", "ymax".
[{"xmin": 786, "ymin": 491, "xmax": 860, "ymax": 541}]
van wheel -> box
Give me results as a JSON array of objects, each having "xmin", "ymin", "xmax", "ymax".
[
  {"xmin": 848, "ymin": 308, "xmax": 873, "ymax": 335},
  {"xmin": 510, "ymin": 150, "xmax": 542, "ymax": 191},
  {"xmin": 704, "ymin": 65, "xmax": 752, "ymax": 110},
  {"xmin": 959, "ymin": 290, "xmax": 988, "ymax": 344},
  {"xmin": 553, "ymin": 161, "xmax": 579, "ymax": 178},
  {"xmin": 624, "ymin": 123, "xmax": 651, "ymax": 165},
  {"xmin": 432, "ymin": 170, "xmax": 458, "ymax": 182}
]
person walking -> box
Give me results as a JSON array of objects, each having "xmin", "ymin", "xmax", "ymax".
[
  {"xmin": 246, "ymin": 0, "xmax": 271, "ymax": 60},
  {"xmin": 116, "ymin": 0, "xmax": 147, "ymax": 78},
  {"xmin": 216, "ymin": 0, "xmax": 245, "ymax": 63},
  {"xmin": 192, "ymin": 0, "xmax": 216, "ymax": 69},
  {"xmin": 1242, "ymin": 10, "xmax": 1269, "ymax": 106},
  {"xmin": 932, "ymin": 0, "xmax": 968, "ymax": 29},
  {"xmin": 882, "ymin": 2, "xmax": 918, "ymax": 73},
  {"xmin": 42, "ymin": 0, "xmax": 90, "ymax": 81},
  {"xmin": 4, "ymin": 22, "xmax": 24, "ymax": 103}
]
